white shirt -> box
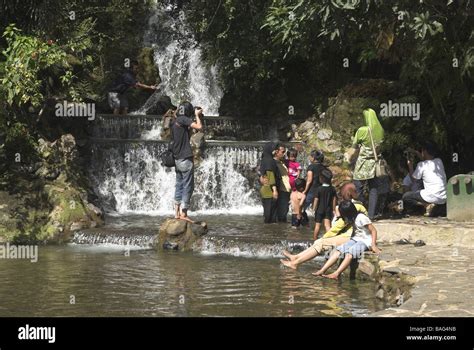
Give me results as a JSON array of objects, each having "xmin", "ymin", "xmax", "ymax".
[
  {"xmin": 352, "ymin": 213, "xmax": 373, "ymax": 248},
  {"xmin": 412, "ymin": 158, "xmax": 447, "ymax": 204},
  {"xmin": 403, "ymin": 174, "xmax": 423, "ymax": 192}
]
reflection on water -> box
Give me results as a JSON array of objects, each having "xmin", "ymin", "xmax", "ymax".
[{"xmin": 0, "ymin": 244, "xmax": 385, "ymax": 317}]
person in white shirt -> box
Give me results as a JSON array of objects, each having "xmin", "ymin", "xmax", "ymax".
[
  {"xmin": 313, "ymin": 200, "xmax": 381, "ymax": 280},
  {"xmin": 402, "ymin": 174, "xmax": 423, "ymax": 192},
  {"xmin": 403, "ymin": 142, "xmax": 447, "ymax": 216}
]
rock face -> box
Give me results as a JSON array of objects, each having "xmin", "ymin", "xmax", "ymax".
[
  {"xmin": 0, "ymin": 134, "xmax": 104, "ymax": 243},
  {"xmin": 155, "ymin": 218, "xmax": 208, "ymax": 251},
  {"xmin": 350, "ymin": 251, "xmax": 415, "ymax": 306}
]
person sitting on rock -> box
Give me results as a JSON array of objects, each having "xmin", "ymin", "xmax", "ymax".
[
  {"xmin": 403, "ymin": 141, "xmax": 447, "ymax": 217},
  {"xmin": 280, "ymin": 182, "xmax": 367, "ymax": 270},
  {"xmin": 313, "ymin": 200, "xmax": 381, "ymax": 279}
]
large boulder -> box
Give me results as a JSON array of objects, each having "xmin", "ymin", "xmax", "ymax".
[{"xmin": 155, "ymin": 218, "xmax": 208, "ymax": 251}]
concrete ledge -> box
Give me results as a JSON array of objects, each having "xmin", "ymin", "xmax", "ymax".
[{"xmin": 376, "ymin": 218, "xmax": 474, "ymax": 248}]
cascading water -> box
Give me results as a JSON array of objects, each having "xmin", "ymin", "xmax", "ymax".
[
  {"xmin": 88, "ymin": 2, "xmax": 268, "ymax": 216},
  {"xmin": 137, "ymin": 2, "xmax": 223, "ymax": 115},
  {"xmin": 89, "ymin": 141, "xmax": 262, "ymax": 215}
]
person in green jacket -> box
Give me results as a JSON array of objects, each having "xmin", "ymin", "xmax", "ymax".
[
  {"xmin": 349, "ymin": 108, "xmax": 385, "ymax": 219},
  {"xmin": 259, "ymin": 142, "xmax": 280, "ymax": 223}
]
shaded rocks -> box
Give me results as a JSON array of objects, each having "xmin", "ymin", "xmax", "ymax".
[
  {"xmin": 347, "ymin": 251, "xmax": 415, "ymax": 306},
  {"xmin": 317, "ymin": 128, "xmax": 332, "ymax": 140},
  {"xmin": 190, "ymin": 131, "xmax": 205, "ymax": 162},
  {"xmin": 155, "ymin": 218, "xmax": 208, "ymax": 251},
  {"xmin": 0, "ymin": 133, "xmax": 104, "ymax": 243}
]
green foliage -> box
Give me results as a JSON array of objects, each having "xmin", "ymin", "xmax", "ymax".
[
  {"xmin": 1, "ymin": 121, "xmax": 39, "ymax": 165},
  {"xmin": 1, "ymin": 24, "xmax": 72, "ymax": 107},
  {"xmin": 184, "ymin": 0, "xmax": 472, "ymax": 170}
]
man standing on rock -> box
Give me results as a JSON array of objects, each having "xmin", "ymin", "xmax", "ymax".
[{"xmin": 171, "ymin": 101, "xmax": 203, "ymax": 221}]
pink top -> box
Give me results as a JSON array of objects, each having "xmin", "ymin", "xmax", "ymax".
[{"xmin": 287, "ymin": 160, "xmax": 302, "ymax": 191}]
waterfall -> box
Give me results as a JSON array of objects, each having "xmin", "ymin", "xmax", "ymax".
[
  {"xmin": 92, "ymin": 115, "xmax": 163, "ymax": 139},
  {"xmin": 89, "ymin": 140, "xmax": 262, "ymax": 215},
  {"xmin": 137, "ymin": 2, "xmax": 223, "ymax": 115}
]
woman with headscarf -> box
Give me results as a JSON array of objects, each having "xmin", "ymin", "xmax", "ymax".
[
  {"xmin": 259, "ymin": 142, "xmax": 280, "ymax": 223},
  {"xmin": 349, "ymin": 108, "xmax": 385, "ymax": 220}
]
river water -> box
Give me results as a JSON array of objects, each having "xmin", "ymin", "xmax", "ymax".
[{"xmin": 0, "ymin": 215, "xmax": 386, "ymax": 317}]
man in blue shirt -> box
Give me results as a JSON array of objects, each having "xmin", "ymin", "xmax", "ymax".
[{"xmin": 108, "ymin": 60, "xmax": 158, "ymax": 115}]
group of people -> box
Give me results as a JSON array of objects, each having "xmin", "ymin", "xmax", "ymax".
[
  {"xmin": 260, "ymin": 108, "xmax": 448, "ymax": 279},
  {"xmin": 108, "ymin": 63, "xmax": 448, "ymax": 279},
  {"xmin": 259, "ymin": 143, "xmax": 337, "ymax": 240}
]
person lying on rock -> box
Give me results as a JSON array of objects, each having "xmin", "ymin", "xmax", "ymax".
[
  {"xmin": 313, "ymin": 200, "xmax": 381, "ymax": 280},
  {"xmin": 281, "ymin": 182, "xmax": 366, "ymax": 270}
]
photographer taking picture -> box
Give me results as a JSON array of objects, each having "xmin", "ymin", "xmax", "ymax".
[{"xmin": 171, "ymin": 102, "xmax": 203, "ymax": 221}]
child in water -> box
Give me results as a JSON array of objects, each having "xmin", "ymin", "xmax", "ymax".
[
  {"xmin": 286, "ymin": 149, "xmax": 302, "ymax": 191},
  {"xmin": 290, "ymin": 178, "xmax": 308, "ymax": 228}
]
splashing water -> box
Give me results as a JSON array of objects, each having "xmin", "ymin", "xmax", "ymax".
[{"xmin": 89, "ymin": 141, "xmax": 262, "ymax": 215}]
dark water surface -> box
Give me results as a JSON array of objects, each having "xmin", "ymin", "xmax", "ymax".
[{"xmin": 0, "ymin": 215, "xmax": 386, "ymax": 316}]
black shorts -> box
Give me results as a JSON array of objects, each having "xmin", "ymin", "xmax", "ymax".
[
  {"xmin": 291, "ymin": 212, "xmax": 309, "ymax": 227},
  {"xmin": 314, "ymin": 210, "xmax": 333, "ymax": 223}
]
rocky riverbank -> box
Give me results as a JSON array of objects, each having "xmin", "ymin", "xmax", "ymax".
[{"xmin": 0, "ymin": 134, "xmax": 103, "ymax": 244}]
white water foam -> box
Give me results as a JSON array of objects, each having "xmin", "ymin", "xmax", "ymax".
[
  {"xmin": 137, "ymin": 4, "xmax": 223, "ymax": 115},
  {"xmin": 90, "ymin": 143, "xmax": 261, "ymax": 215}
]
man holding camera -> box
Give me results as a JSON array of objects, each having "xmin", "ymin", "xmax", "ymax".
[
  {"xmin": 171, "ymin": 102, "xmax": 203, "ymax": 221},
  {"xmin": 403, "ymin": 142, "xmax": 447, "ymax": 216}
]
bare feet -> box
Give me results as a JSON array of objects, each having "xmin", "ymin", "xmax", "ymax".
[
  {"xmin": 179, "ymin": 215, "xmax": 194, "ymax": 223},
  {"xmin": 282, "ymin": 250, "xmax": 296, "ymax": 261},
  {"xmin": 174, "ymin": 204, "xmax": 180, "ymax": 219},
  {"xmin": 312, "ymin": 270, "xmax": 324, "ymax": 277},
  {"xmin": 280, "ymin": 259, "xmax": 297, "ymax": 270},
  {"xmin": 323, "ymin": 272, "xmax": 340, "ymax": 280}
]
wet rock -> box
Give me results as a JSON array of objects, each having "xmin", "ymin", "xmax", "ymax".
[
  {"xmin": 87, "ymin": 203, "xmax": 103, "ymax": 217},
  {"xmin": 164, "ymin": 220, "xmax": 188, "ymax": 236},
  {"xmin": 191, "ymin": 131, "xmax": 205, "ymax": 150},
  {"xmin": 156, "ymin": 219, "xmax": 208, "ymax": 252},
  {"xmin": 70, "ymin": 221, "xmax": 85, "ymax": 231},
  {"xmin": 191, "ymin": 131, "xmax": 205, "ymax": 163}
]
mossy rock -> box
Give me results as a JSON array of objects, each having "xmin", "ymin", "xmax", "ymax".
[{"xmin": 155, "ymin": 218, "xmax": 208, "ymax": 252}]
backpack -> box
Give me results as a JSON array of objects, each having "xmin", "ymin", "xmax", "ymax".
[{"xmin": 160, "ymin": 144, "xmax": 175, "ymax": 167}]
